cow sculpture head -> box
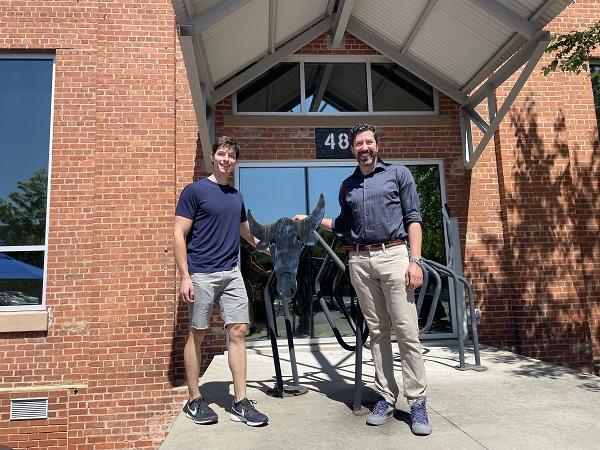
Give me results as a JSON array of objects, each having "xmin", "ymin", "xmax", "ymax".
[{"xmin": 247, "ymin": 194, "xmax": 325, "ymax": 300}]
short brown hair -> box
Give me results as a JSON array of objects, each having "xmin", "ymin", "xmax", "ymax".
[
  {"xmin": 212, "ymin": 136, "xmax": 240, "ymax": 159},
  {"xmin": 349, "ymin": 123, "xmax": 379, "ymax": 146}
]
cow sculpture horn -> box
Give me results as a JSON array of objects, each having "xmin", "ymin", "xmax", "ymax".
[{"xmin": 247, "ymin": 209, "xmax": 269, "ymax": 251}]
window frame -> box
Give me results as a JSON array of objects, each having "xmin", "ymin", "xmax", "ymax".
[
  {"xmin": 0, "ymin": 53, "xmax": 55, "ymax": 312},
  {"xmin": 233, "ymin": 55, "xmax": 439, "ymax": 116},
  {"xmin": 234, "ymin": 158, "xmax": 458, "ymax": 341}
]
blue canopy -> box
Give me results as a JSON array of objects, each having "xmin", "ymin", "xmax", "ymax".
[{"xmin": 0, "ymin": 253, "xmax": 43, "ymax": 279}]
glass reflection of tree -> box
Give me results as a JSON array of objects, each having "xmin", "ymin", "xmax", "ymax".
[
  {"xmin": 408, "ymin": 165, "xmax": 445, "ymax": 263},
  {"xmin": 0, "ymin": 169, "xmax": 47, "ymax": 267},
  {"xmin": 409, "ymin": 165, "xmax": 450, "ymax": 332},
  {"xmin": 592, "ymin": 64, "xmax": 600, "ymax": 130}
]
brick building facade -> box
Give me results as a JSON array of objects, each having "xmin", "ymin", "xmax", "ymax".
[{"xmin": 0, "ymin": 0, "xmax": 598, "ymax": 448}]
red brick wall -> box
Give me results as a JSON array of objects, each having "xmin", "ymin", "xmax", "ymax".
[
  {"xmin": 466, "ymin": 0, "xmax": 600, "ymax": 371},
  {"xmin": 0, "ymin": 1, "xmax": 185, "ymax": 448},
  {"xmin": 1, "ymin": 0, "xmax": 599, "ymax": 448}
]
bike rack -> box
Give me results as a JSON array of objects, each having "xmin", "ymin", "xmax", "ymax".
[{"xmin": 262, "ymin": 214, "xmax": 486, "ymax": 406}]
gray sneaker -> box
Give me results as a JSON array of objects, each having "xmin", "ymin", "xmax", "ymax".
[
  {"xmin": 230, "ymin": 398, "xmax": 268, "ymax": 427},
  {"xmin": 183, "ymin": 397, "xmax": 218, "ymax": 425},
  {"xmin": 366, "ymin": 399, "xmax": 394, "ymax": 426},
  {"xmin": 410, "ymin": 396, "xmax": 432, "ymax": 435}
]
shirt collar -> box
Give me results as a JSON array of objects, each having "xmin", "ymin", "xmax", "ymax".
[{"xmin": 352, "ymin": 158, "xmax": 389, "ymax": 177}]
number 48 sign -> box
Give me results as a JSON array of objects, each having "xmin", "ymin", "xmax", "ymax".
[{"xmin": 315, "ymin": 128, "xmax": 354, "ymax": 159}]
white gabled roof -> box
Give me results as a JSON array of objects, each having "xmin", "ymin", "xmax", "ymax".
[
  {"xmin": 173, "ymin": 0, "xmax": 570, "ymax": 98},
  {"xmin": 172, "ymin": 0, "xmax": 572, "ymax": 169}
]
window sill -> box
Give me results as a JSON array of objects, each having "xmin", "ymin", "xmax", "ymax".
[
  {"xmin": 0, "ymin": 310, "xmax": 48, "ymax": 332},
  {"xmin": 224, "ymin": 114, "xmax": 452, "ymax": 128}
]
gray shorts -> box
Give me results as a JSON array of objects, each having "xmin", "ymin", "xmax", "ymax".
[{"xmin": 188, "ymin": 266, "xmax": 249, "ymax": 329}]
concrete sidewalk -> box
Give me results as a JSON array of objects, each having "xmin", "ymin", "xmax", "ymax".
[{"xmin": 161, "ymin": 344, "xmax": 600, "ymax": 450}]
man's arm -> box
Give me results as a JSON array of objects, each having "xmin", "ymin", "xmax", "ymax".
[
  {"xmin": 174, "ymin": 215, "xmax": 194, "ymax": 303},
  {"xmin": 240, "ymin": 221, "xmax": 270, "ymax": 255},
  {"xmin": 405, "ymin": 221, "xmax": 423, "ymax": 290},
  {"xmin": 291, "ymin": 215, "xmax": 334, "ymax": 231}
]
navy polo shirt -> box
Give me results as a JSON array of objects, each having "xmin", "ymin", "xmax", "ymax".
[{"xmin": 175, "ymin": 178, "xmax": 247, "ymax": 273}]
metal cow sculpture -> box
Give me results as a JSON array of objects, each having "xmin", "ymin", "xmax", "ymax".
[
  {"xmin": 247, "ymin": 194, "xmax": 325, "ymax": 299},
  {"xmin": 247, "ymin": 194, "xmax": 325, "ymax": 395}
]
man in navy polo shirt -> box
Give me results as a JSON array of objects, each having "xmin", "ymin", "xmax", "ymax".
[{"xmin": 174, "ymin": 136, "xmax": 268, "ymax": 427}]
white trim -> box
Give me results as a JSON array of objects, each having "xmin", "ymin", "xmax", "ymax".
[
  {"xmin": 231, "ymin": 110, "xmax": 439, "ymax": 117},
  {"xmin": 299, "ymin": 61, "xmax": 306, "ymax": 113},
  {"xmin": 0, "ymin": 54, "xmax": 54, "ymax": 60},
  {"xmin": 0, "ymin": 246, "xmax": 46, "ymax": 252},
  {"xmin": 287, "ymin": 54, "xmax": 391, "ymax": 63},
  {"xmin": 235, "ymin": 158, "xmax": 457, "ymax": 340},
  {"xmin": 366, "ymin": 61, "xmax": 373, "ymax": 112},
  {"xmin": 0, "ymin": 53, "xmax": 55, "ymax": 312}
]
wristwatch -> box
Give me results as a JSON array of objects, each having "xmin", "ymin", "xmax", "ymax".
[{"xmin": 409, "ymin": 256, "xmax": 422, "ymax": 263}]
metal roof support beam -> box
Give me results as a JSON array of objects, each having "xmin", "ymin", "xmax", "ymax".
[
  {"xmin": 461, "ymin": 35, "xmax": 549, "ymax": 169},
  {"xmin": 185, "ymin": 0, "xmax": 254, "ymax": 32},
  {"xmin": 214, "ymin": 16, "xmax": 334, "ymax": 103},
  {"xmin": 193, "ymin": 38, "xmax": 215, "ymax": 104},
  {"xmin": 461, "ymin": 0, "xmax": 554, "ymax": 93},
  {"xmin": 181, "ymin": 36, "xmax": 214, "ymax": 171},
  {"xmin": 268, "ymin": 0, "xmax": 277, "ymax": 53},
  {"xmin": 401, "ymin": 0, "xmax": 437, "ymax": 55},
  {"xmin": 464, "ymin": 106, "xmax": 489, "ymax": 135},
  {"xmin": 326, "ymin": 0, "xmax": 337, "ymax": 16},
  {"xmin": 463, "ymin": 31, "xmax": 550, "ymax": 108},
  {"xmin": 330, "ymin": 0, "xmax": 355, "ymax": 48},
  {"xmin": 309, "ymin": 64, "xmax": 334, "ymax": 112},
  {"xmin": 346, "ymin": 18, "xmax": 467, "ymax": 104},
  {"xmin": 487, "ymin": 88, "xmax": 497, "ymax": 123},
  {"xmin": 459, "ymin": 108, "xmax": 474, "ymax": 167},
  {"xmin": 467, "ymin": 0, "xmax": 536, "ymax": 38}
]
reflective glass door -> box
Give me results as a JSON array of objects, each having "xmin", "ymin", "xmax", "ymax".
[{"xmin": 237, "ymin": 161, "xmax": 455, "ymax": 342}]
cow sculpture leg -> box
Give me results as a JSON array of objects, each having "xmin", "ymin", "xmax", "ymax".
[{"xmin": 249, "ymin": 195, "xmax": 326, "ymax": 397}]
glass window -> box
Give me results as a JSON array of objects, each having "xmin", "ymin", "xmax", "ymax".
[
  {"xmin": 0, "ymin": 56, "xmax": 54, "ymax": 309},
  {"xmin": 234, "ymin": 59, "xmax": 436, "ymax": 114},
  {"xmin": 237, "ymin": 162, "xmax": 453, "ymax": 343},
  {"xmin": 591, "ymin": 62, "xmax": 600, "ymax": 130},
  {"xmin": 371, "ymin": 63, "xmax": 434, "ymax": 112},
  {"xmin": 237, "ymin": 167, "xmax": 305, "ymax": 223},
  {"xmin": 237, "ymin": 63, "xmax": 301, "ymax": 113},
  {"xmin": 307, "ymin": 166, "xmax": 355, "ymax": 217},
  {"xmin": 304, "ymin": 63, "xmax": 368, "ymax": 112}
]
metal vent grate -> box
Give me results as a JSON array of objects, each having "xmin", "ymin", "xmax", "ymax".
[{"xmin": 10, "ymin": 398, "xmax": 49, "ymax": 420}]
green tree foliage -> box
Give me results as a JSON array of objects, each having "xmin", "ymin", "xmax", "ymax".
[
  {"xmin": 410, "ymin": 165, "xmax": 445, "ymax": 263},
  {"xmin": 0, "ymin": 169, "xmax": 47, "ymax": 249},
  {"xmin": 542, "ymin": 22, "xmax": 600, "ymax": 128},
  {"xmin": 542, "ymin": 22, "xmax": 600, "ymax": 77}
]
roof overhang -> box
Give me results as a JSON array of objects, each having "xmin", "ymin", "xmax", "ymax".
[{"xmin": 172, "ymin": 0, "xmax": 572, "ymax": 169}]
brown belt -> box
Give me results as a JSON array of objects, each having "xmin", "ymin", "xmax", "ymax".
[{"xmin": 342, "ymin": 239, "xmax": 406, "ymax": 252}]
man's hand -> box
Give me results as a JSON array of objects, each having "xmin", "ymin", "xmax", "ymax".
[
  {"xmin": 180, "ymin": 277, "xmax": 194, "ymax": 304},
  {"xmin": 405, "ymin": 262, "xmax": 423, "ymax": 290}
]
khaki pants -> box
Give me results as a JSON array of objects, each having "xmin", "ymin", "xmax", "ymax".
[{"xmin": 349, "ymin": 244, "xmax": 427, "ymax": 405}]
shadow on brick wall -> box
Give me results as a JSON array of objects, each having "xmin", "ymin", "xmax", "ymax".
[{"xmin": 471, "ymin": 97, "xmax": 599, "ymax": 374}]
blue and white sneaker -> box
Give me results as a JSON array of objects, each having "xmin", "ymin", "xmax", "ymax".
[
  {"xmin": 230, "ymin": 398, "xmax": 268, "ymax": 427},
  {"xmin": 366, "ymin": 399, "xmax": 394, "ymax": 425},
  {"xmin": 410, "ymin": 396, "xmax": 432, "ymax": 435},
  {"xmin": 183, "ymin": 397, "xmax": 218, "ymax": 425}
]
